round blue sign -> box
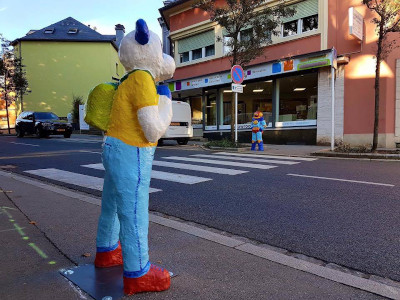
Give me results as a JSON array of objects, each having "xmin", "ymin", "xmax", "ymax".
[{"xmin": 231, "ymin": 65, "xmax": 244, "ymax": 84}]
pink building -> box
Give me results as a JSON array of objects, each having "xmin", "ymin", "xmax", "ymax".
[{"xmin": 159, "ymin": 0, "xmax": 400, "ymax": 147}]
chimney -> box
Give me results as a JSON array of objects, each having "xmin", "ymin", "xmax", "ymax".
[{"xmin": 115, "ymin": 24, "xmax": 125, "ymax": 48}]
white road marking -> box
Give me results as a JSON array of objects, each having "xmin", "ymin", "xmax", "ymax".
[
  {"xmin": 162, "ymin": 156, "xmax": 277, "ymax": 170},
  {"xmin": 287, "ymin": 173, "xmax": 395, "ymax": 187},
  {"xmin": 82, "ymin": 163, "xmax": 212, "ymax": 184},
  {"xmin": 152, "ymin": 160, "xmax": 248, "ymax": 175},
  {"xmin": 79, "ymin": 150, "xmax": 102, "ymax": 154},
  {"xmin": 55, "ymin": 139, "xmax": 102, "ymax": 144},
  {"xmin": 215, "ymin": 152, "xmax": 318, "ymax": 161},
  {"xmin": 192, "ymin": 154, "xmax": 299, "ymax": 165},
  {"xmin": 24, "ymin": 168, "xmax": 162, "ymax": 193},
  {"xmin": 9, "ymin": 142, "xmax": 40, "ymax": 147}
]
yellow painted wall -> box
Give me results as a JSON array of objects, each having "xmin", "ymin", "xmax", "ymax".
[{"xmin": 15, "ymin": 41, "xmax": 125, "ymax": 117}]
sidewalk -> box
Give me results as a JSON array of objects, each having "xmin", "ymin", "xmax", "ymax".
[{"xmin": 1, "ymin": 171, "xmax": 394, "ymax": 299}]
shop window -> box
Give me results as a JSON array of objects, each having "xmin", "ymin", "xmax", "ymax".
[
  {"xmin": 221, "ymin": 81, "xmax": 273, "ymax": 128},
  {"xmin": 302, "ymin": 15, "xmax": 318, "ymax": 32},
  {"xmin": 192, "ymin": 48, "xmax": 203, "ymax": 60},
  {"xmin": 205, "ymin": 44, "xmax": 215, "ymax": 57},
  {"xmin": 277, "ymin": 72, "xmax": 318, "ymax": 124},
  {"xmin": 180, "ymin": 52, "xmax": 189, "ymax": 63},
  {"xmin": 205, "ymin": 91, "xmax": 217, "ymax": 128}
]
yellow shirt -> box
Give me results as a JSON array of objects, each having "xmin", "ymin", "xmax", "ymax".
[{"xmin": 106, "ymin": 70, "xmax": 158, "ymax": 147}]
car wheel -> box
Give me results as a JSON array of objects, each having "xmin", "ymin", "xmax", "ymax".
[
  {"xmin": 64, "ymin": 133, "xmax": 71, "ymax": 138},
  {"xmin": 177, "ymin": 138, "xmax": 189, "ymax": 145},
  {"xmin": 35, "ymin": 127, "xmax": 44, "ymax": 138},
  {"xmin": 16, "ymin": 127, "xmax": 24, "ymax": 138}
]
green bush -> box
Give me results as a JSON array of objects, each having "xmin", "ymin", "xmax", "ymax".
[
  {"xmin": 334, "ymin": 142, "xmax": 371, "ymax": 153},
  {"xmin": 205, "ymin": 138, "xmax": 245, "ymax": 148}
]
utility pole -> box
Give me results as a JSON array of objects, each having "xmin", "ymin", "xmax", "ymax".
[{"xmin": 4, "ymin": 68, "xmax": 10, "ymax": 134}]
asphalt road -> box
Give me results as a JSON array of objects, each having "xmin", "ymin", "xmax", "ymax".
[{"xmin": 1, "ymin": 134, "xmax": 400, "ymax": 283}]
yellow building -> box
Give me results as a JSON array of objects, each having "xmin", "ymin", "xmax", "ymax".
[{"xmin": 11, "ymin": 17, "xmax": 126, "ymax": 117}]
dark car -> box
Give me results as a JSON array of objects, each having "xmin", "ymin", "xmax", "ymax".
[{"xmin": 15, "ymin": 111, "xmax": 73, "ymax": 138}]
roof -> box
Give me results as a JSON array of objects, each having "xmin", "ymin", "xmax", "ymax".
[{"xmin": 12, "ymin": 17, "xmax": 117, "ymax": 48}]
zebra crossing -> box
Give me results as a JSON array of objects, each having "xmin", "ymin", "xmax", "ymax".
[{"xmin": 23, "ymin": 152, "xmax": 317, "ymax": 194}]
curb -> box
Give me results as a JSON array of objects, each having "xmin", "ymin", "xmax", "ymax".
[{"xmin": 312, "ymin": 152, "xmax": 400, "ymax": 160}]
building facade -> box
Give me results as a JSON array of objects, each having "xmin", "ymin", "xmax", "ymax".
[
  {"xmin": 159, "ymin": 0, "xmax": 400, "ymax": 148},
  {"xmin": 12, "ymin": 17, "xmax": 126, "ymax": 118}
]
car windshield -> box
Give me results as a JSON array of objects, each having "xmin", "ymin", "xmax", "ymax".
[{"xmin": 34, "ymin": 112, "xmax": 59, "ymax": 120}]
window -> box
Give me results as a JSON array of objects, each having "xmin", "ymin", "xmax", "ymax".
[
  {"xmin": 177, "ymin": 30, "xmax": 215, "ymax": 64},
  {"xmin": 205, "ymin": 44, "xmax": 215, "ymax": 57},
  {"xmin": 192, "ymin": 48, "xmax": 202, "ymax": 60},
  {"xmin": 240, "ymin": 29, "xmax": 253, "ymax": 42},
  {"xmin": 283, "ymin": 20, "xmax": 298, "ymax": 37},
  {"xmin": 68, "ymin": 28, "xmax": 78, "ymax": 34},
  {"xmin": 180, "ymin": 52, "xmax": 189, "ymax": 63},
  {"xmin": 302, "ymin": 15, "xmax": 318, "ymax": 32},
  {"xmin": 44, "ymin": 28, "xmax": 54, "ymax": 34},
  {"xmin": 281, "ymin": 0, "xmax": 319, "ymax": 37}
]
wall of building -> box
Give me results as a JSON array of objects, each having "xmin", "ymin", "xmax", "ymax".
[
  {"xmin": 16, "ymin": 41, "xmax": 123, "ymax": 117},
  {"xmin": 328, "ymin": 0, "xmax": 400, "ymax": 147}
]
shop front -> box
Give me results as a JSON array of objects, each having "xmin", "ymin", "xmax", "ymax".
[{"xmin": 170, "ymin": 49, "xmax": 337, "ymax": 144}]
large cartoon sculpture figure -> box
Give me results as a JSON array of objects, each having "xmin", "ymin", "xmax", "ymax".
[
  {"xmin": 251, "ymin": 111, "xmax": 266, "ymax": 151},
  {"xmin": 85, "ymin": 19, "xmax": 175, "ymax": 295}
]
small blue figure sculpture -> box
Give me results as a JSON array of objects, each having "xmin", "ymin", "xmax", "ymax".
[{"xmin": 251, "ymin": 111, "xmax": 266, "ymax": 151}]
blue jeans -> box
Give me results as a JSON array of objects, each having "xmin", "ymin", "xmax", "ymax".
[{"xmin": 96, "ymin": 136, "xmax": 156, "ymax": 277}]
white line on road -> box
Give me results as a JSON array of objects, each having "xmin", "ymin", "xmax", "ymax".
[
  {"xmin": 215, "ymin": 152, "xmax": 318, "ymax": 161},
  {"xmin": 162, "ymin": 156, "xmax": 277, "ymax": 170},
  {"xmin": 9, "ymin": 142, "xmax": 40, "ymax": 147},
  {"xmin": 79, "ymin": 150, "xmax": 102, "ymax": 154},
  {"xmin": 82, "ymin": 163, "xmax": 212, "ymax": 184},
  {"xmin": 152, "ymin": 160, "xmax": 248, "ymax": 175},
  {"xmin": 287, "ymin": 173, "xmax": 395, "ymax": 187},
  {"xmin": 24, "ymin": 168, "xmax": 162, "ymax": 193},
  {"xmin": 192, "ymin": 154, "xmax": 299, "ymax": 165}
]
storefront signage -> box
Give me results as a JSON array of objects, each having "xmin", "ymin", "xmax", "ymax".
[
  {"xmin": 231, "ymin": 83, "xmax": 244, "ymax": 93},
  {"xmin": 349, "ymin": 7, "xmax": 363, "ymax": 40},
  {"xmin": 231, "ymin": 65, "xmax": 244, "ymax": 84},
  {"xmin": 170, "ymin": 49, "xmax": 337, "ymax": 92}
]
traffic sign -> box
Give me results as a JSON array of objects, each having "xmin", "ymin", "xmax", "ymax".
[
  {"xmin": 231, "ymin": 83, "xmax": 244, "ymax": 93},
  {"xmin": 231, "ymin": 65, "xmax": 244, "ymax": 84}
]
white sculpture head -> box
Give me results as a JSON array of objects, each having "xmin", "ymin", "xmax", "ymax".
[{"xmin": 118, "ymin": 19, "xmax": 175, "ymax": 82}]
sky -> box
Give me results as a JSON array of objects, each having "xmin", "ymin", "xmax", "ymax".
[{"xmin": 0, "ymin": 0, "xmax": 166, "ymax": 42}]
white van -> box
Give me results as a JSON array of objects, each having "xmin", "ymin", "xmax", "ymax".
[{"xmin": 159, "ymin": 100, "xmax": 193, "ymax": 145}]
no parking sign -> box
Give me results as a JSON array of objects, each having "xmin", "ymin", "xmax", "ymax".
[{"xmin": 231, "ymin": 65, "xmax": 244, "ymax": 84}]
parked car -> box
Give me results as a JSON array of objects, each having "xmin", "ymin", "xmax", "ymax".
[
  {"xmin": 15, "ymin": 111, "xmax": 73, "ymax": 138},
  {"xmin": 159, "ymin": 100, "xmax": 193, "ymax": 145}
]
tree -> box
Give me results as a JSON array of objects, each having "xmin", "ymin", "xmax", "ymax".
[
  {"xmin": 196, "ymin": 0, "xmax": 295, "ymax": 141},
  {"xmin": 0, "ymin": 34, "xmax": 29, "ymax": 134},
  {"xmin": 362, "ymin": 0, "xmax": 400, "ymax": 151}
]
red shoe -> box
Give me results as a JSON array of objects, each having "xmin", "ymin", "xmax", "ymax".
[
  {"xmin": 94, "ymin": 242, "xmax": 123, "ymax": 268},
  {"xmin": 123, "ymin": 264, "xmax": 171, "ymax": 295}
]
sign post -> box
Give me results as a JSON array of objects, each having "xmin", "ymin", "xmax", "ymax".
[{"xmin": 231, "ymin": 65, "xmax": 245, "ymax": 143}]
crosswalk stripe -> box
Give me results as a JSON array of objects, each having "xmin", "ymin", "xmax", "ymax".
[
  {"xmin": 82, "ymin": 163, "xmax": 212, "ymax": 185},
  {"xmin": 214, "ymin": 152, "xmax": 318, "ymax": 161},
  {"xmin": 191, "ymin": 154, "xmax": 299, "ymax": 165},
  {"xmin": 161, "ymin": 157, "xmax": 277, "ymax": 170},
  {"xmin": 24, "ymin": 168, "xmax": 162, "ymax": 193},
  {"xmin": 152, "ymin": 160, "xmax": 247, "ymax": 175},
  {"xmin": 55, "ymin": 139, "xmax": 102, "ymax": 143}
]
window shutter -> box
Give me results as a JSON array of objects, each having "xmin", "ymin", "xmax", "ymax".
[
  {"xmin": 282, "ymin": 0, "xmax": 318, "ymax": 23},
  {"xmin": 178, "ymin": 30, "xmax": 215, "ymax": 54}
]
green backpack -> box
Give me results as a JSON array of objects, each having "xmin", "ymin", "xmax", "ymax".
[{"xmin": 84, "ymin": 82, "xmax": 119, "ymax": 131}]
